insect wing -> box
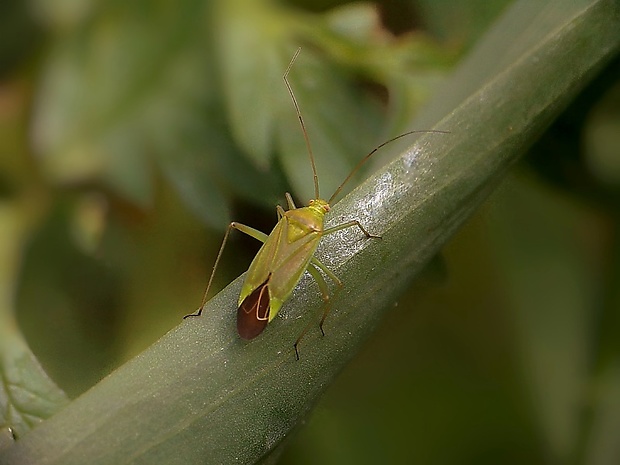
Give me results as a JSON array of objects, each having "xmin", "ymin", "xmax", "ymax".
[
  {"xmin": 237, "ymin": 278, "xmax": 271, "ymax": 339},
  {"xmin": 269, "ymin": 229, "xmax": 320, "ymax": 310},
  {"xmin": 240, "ymin": 218, "xmax": 285, "ymax": 306},
  {"xmin": 238, "ymin": 213, "xmax": 320, "ymax": 313}
]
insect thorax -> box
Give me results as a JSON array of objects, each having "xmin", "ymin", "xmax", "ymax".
[{"xmin": 285, "ymin": 200, "xmax": 328, "ymax": 242}]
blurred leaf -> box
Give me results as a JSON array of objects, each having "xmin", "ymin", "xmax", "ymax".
[
  {"xmin": 0, "ymin": 1, "xmax": 44, "ymax": 75},
  {"xmin": 214, "ymin": 1, "xmax": 444, "ymax": 202},
  {"xmin": 415, "ymin": 0, "xmax": 514, "ymax": 47},
  {"xmin": 1, "ymin": 1, "xmax": 618, "ymax": 464},
  {"xmin": 144, "ymin": 49, "xmax": 232, "ymax": 228},
  {"xmin": 148, "ymin": 54, "xmax": 288, "ymax": 227},
  {"xmin": 323, "ymin": 3, "xmax": 381, "ymax": 43},
  {"xmin": 32, "ymin": 1, "xmax": 210, "ymax": 208},
  {"xmin": 213, "ymin": 0, "xmax": 290, "ymax": 169},
  {"xmin": 295, "ymin": 4, "xmax": 454, "ymax": 141},
  {"xmin": 584, "ymin": 79, "xmax": 620, "ymax": 188},
  {"xmin": 489, "ymin": 173, "xmax": 602, "ymax": 462},
  {"xmin": 30, "ymin": 0, "xmax": 447, "ymax": 229},
  {"xmin": 16, "ymin": 201, "xmax": 121, "ymax": 396},
  {"xmin": 0, "ymin": 330, "xmax": 70, "ymax": 439},
  {"xmin": 0, "ymin": 202, "xmax": 69, "ymax": 438},
  {"xmin": 582, "ymin": 215, "xmax": 620, "ymax": 465},
  {"xmin": 585, "ymin": 365, "xmax": 620, "ymax": 465},
  {"xmin": 30, "ymin": 0, "xmax": 98, "ymax": 30}
]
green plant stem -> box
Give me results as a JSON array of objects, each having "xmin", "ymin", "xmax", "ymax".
[{"xmin": 1, "ymin": 0, "xmax": 618, "ymax": 464}]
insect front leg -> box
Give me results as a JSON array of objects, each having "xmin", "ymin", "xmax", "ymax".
[
  {"xmin": 323, "ymin": 220, "xmax": 381, "ymax": 239},
  {"xmin": 184, "ymin": 222, "xmax": 268, "ymax": 319}
]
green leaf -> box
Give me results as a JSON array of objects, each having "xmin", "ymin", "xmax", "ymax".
[
  {"xmin": 1, "ymin": 0, "xmax": 618, "ymax": 463},
  {"xmin": 583, "ymin": 80, "xmax": 620, "ymax": 188},
  {"xmin": 32, "ymin": 2, "xmax": 210, "ymax": 209},
  {"xmin": 213, "ymin": 0, "xmax": 290, "ymax": 169},
  {"xmin": 213, "ymin": 1, "xmax": 387, "ymax": 200},
  {"xmin": 0, "ymin": 203, "xmax": 69, "ymax": 439},
  {"xmin": 415, "ymin": 0, "xmax": 514, "ymax": 46},
  {"xmin": 488, "ymin": 172, "xmax": 600, "ymax": 461}
]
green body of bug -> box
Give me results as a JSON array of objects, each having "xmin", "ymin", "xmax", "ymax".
[
  {"xmin": 234, "ymin": 195, "xmax": 372, "ymax": 341},
  {"xmin": 238, "ymin": 199, "xmax": 328, "ymax": 336},
  {"xmin": 185, "ymin": 48, "xmax": 445, "ymax": 357}
]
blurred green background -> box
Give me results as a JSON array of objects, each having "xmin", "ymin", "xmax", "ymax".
[{"xmin": 1, "ymin": 0, "xmax": 619, "ymax": 464}]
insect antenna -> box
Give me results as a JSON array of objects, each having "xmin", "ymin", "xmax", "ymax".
[
  {"xmin": 328, "ymin": 129, "xmax": 450, "ymax": 205},
  {"xmin": 284, "ymin": 47, "xmax": 320, "ymax": 200}
]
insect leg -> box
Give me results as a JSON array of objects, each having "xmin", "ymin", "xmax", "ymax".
[
  {"xmin": 323, "ymin": 220, "xmax": 381, "ymax": 239},
  {"xmin": 284, "ymin": 192, "xmax": 297, "ymax": 210},
  {"xmin": 310, "ymin": 258, "xmax": 344, "ymax": 334},
  {"xmin": 292, "ymin": 221, "xmax": 378, "ymax": 355},
  {"xmin": 184, "ymin": 222, "xmax": 268, "ymax": 319},
  {"xmin": 232, "ymin": 223, "xmax": 269, "ymax": 243},
  {"xmin": 310, "ymin": 257, "xmax": 342, "ymax": 286},
  {"xmin": 293, "ymin": 262, "xmax": 334, "ymax": 360}
]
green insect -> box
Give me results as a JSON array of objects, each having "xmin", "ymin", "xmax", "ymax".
[{"xmin": 185, "ymin": 48, "xmax": 444, "ymax": 358}]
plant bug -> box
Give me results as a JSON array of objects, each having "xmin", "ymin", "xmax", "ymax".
[{"xmin": 185, "ymin": 48, "xmax": 446, "ymax": 359}]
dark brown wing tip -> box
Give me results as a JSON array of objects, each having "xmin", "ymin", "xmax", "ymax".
[
  {"xmin": 237, "ymin": 279, "xmax": 271, "ymax": 340},
  {"xmin": 237, "ymin": 311, "xmax": 268, "ymax": 339}
]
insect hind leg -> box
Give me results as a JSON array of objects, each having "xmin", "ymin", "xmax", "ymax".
[
  {"xmin": 184, "ymin": 222, "xmax": 269, "ymax": 319},
  {"xmin": 293, "ymin": 259, "xmax": 343, "ymax": 360},
  {"xmin": 310, "ymin": 258, "xmax": 345, "ymax": 334}
]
